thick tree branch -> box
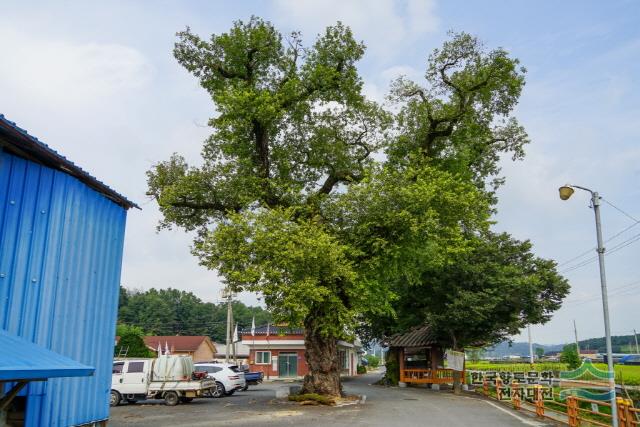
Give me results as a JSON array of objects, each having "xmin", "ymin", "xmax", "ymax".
[{"xmin": 169, "ymin": 198, "xmax": 241, "ymax": 213}]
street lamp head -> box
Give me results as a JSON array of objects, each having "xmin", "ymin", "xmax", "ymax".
[{"xmin": 559, "ymin": 185, "xmax": 575, "ymax": 201}]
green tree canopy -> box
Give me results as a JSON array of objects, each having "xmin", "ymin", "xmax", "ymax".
[
  {"xmin": 147, "ymin": 20, "xmax": 568, "ymax": 396},
  {"xmin": 115, "ymin": 324, "xmax": 154, "ymax": 358},
  {"xmin": 118, "ymin": 286, "xmax": 270, "ymax": 341},
  {"xmin": 561, "ymin": 343, "xmax": 581, "ymax": 370}
]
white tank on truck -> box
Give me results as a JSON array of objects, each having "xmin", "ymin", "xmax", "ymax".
[{"xmin": 111, "ymin": 355, "xmax": 215, "ymax": 406}]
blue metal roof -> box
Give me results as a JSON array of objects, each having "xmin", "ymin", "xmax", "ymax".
[
  {"xmin": 0, "ymin": 114, "xmax": 138, "ymax": 209},
  {"xmin": 0, "ymin": 329, "xmax": 94, "ymax": 381}
]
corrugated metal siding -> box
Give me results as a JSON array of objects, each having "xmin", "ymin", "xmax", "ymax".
[{"xmin": 0, "ymin": 149, "xmax": 127, "ymax": 427}]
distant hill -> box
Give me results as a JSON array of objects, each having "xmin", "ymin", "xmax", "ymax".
[
  {"xmin": 483, "ymin": 341, "xmax": 562, "ymax": 358},
  {"xmin": 483, "ymin": 333, "xmax": 638, "ymax": 357}
]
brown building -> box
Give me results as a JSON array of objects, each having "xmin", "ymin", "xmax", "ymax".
[
  {"xmin": 241, "ymin": 325, "xmax": 361, "ymax": 379},
  {"xmin": 143, "ymin": 336, "xmax": 216, "ymax": 362}
]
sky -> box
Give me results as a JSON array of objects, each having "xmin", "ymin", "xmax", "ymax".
[{"xmin": 1, "ymin": 0, "xmax": 639, "ymax": 345}]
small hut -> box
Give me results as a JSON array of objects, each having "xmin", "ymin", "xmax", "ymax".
[{"xmin": 387, "ymin": 325, "xmax": 458, "ymax": 386}]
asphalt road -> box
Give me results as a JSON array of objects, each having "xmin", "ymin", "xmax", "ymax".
[{"xmin": 109, "ymin": 371, "xmax": 555, "ymax": 426}]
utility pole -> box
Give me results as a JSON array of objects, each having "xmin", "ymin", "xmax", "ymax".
[
  {"xmin": 233, "ymin": 323, "xmax": 238, "ymax": 365},
  {"xmin": 634, "ymin": 329, "xmax": 639, "ymax": 354},
  {"xmin": 559, "ymin": 185, "xmax": 617, "ymax": 426},
  {"xmin": 573, "ymin": 320, "xmax": 580, "ymax": 355},
  {"xmin": 528, "ymin": 325, "xmax": 534, "ymax": 365},
  {"xmin": 591, "ymin": 191, "xmax": 618, "ymax": 426},
  {"xmin": 225, "ymin": 290, "xmax": 232, "ymax": 363}
]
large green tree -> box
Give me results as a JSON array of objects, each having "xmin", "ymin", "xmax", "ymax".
[
  {"xmin": 334, "ymin": 33, "xmax": 568, "ymax": 389},
  {"xmin": 148, "ymin": 17, "xmax": 389, "ymax": 395},
  {"xmin": 148, "ymin": 21, "xmax": 568, "ymax": 396}
]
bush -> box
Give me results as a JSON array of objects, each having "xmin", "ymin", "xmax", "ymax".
[
  {"xmin": 357, "ymin": 365, "xmax": 367, "ymax": 374},
  {"xmin": 365, "ymin": 354, "xmax": 381, "ymax": 368},
  {"xmin": 384, "ymin": 358, "xmax": 399, "ymax": 385}
]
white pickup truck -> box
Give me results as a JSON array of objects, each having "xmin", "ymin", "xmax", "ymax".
[{"xmin": 111, "ymin": 356, "xmax": 215, "ymax": 406}]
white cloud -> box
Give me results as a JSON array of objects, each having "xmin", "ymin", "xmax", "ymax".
[
  {"xmin": 0, "ymin": 28, "xmax": 153, "ymax": 105},
  {"xmin": 270, "ymin": 0, "xmax": 439, "ymax": 60},
  {"xmin": 381, "ymin": 64, "xmax": 423, "ymax": 81}
]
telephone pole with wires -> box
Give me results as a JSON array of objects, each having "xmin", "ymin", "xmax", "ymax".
[
  {"xmin": 573, "ymin": 320, "xmax": 580, "ymax": 355},
  {"xmin": 223, "ymin": 287, "xmax": 234, "ymax": 363}
]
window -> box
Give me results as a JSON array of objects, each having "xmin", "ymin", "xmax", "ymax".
[
  {"xmin": 127, "ymin": 361, "xmax": 145, "ymax": 373},
  {"xmin": 255, "ymin": 351, "xmax": 271, "ymax": 364},
  {"xmin": 195, "ymin": 365, "xmax": 222, "ymax": 373},
  {"xmin": 339, "ymin": 350, "xmax": 348, "ymax": 370},
  {"xmin": 112, "ymin": 362, "xmax": 124, "ymax": 374}
]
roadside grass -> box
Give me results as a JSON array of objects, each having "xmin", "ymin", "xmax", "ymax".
[{"xmin": 465, "ymin": 361, "xmax": 640, "ymax": 385}]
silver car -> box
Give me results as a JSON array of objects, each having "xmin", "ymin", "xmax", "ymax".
[{"xmin": 194, "ymin": 363, "xmax": 246, "ymax": 398}]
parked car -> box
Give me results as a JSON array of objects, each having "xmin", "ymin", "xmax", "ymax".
[
  {"xmin": 240, "ymin": 365, "xmax": 263, "ymax": 390},
  {"xmin": 194, "ymin": 363, "xmax": 246, "ymax": 397},
  {"xmin": 619, "ymin": 354, "xmax": 640, "ymax": 365},
  {"xmin": 111, "ymin": 356, "xmax": 214, "ymax": 407}
]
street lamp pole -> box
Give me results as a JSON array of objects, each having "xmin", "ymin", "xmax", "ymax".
[{"xmin": 559, "ymin": 185, "xmax": 617, "ymax": 426}]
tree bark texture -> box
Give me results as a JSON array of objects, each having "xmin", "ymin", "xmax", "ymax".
[{"xmin": 301, "ymin": 321, "xmax": 341, "ymax": 397}]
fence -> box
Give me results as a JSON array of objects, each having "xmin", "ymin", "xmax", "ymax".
[{"xmin": 478, "ymin": 378, "xmax": 639, "ymax": 426}]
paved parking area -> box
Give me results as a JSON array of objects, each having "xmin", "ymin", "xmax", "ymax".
[{"xmin": 109, "ymin": 372, "xmax": 555, "ymax": 426}]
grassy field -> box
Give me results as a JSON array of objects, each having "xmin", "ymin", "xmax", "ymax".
[{"xmin": 465, "ymin": 361, "xmax": 640, "ymax": 386}]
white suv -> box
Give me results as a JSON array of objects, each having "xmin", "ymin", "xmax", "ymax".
[{"xmin": 194, "ymin": 363, "xmax": 246, "ymax": 398}]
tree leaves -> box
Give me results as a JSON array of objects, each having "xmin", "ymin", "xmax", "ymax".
[{"xmin": 147, "ymin": 21, "xmax": 568, "ymax": 362}]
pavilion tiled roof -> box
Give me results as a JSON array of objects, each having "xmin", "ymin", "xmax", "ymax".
[{"xmin": 387, "ymin": 325, "xmax": 438, "ymax": 348}]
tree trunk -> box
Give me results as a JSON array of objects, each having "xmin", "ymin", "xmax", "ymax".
[{"xmin": 301, "ymin": 318, "xmax": 341, "ymax": 397}]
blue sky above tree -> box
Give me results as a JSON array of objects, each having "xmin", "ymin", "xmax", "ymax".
[{"xmin": 1, "ymin": 0, "xmax": 638, "ymax": 344}]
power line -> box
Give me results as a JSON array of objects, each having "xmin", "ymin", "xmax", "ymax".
[
  {"xmin": 563, "ymin": 278, "xmax": 640, "ymax": 306},
  {"xmin": 557, "ymin": 197, "xmax": 639, "ymax": 270},
  {"xmin": 559, "ymin": 231, "xmax": 640, "ymax": 274},
  {"xmin": 558, "ymin": 222, "xmax": 640, "ymax": 269},
  {"xmin": 602, "ymin": 198, "xmax": 640, "ymax": 223}
]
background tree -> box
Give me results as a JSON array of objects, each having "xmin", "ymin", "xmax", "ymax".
[
  {"xmin": 148, "ymin": 17, "xmax": 388, "ymax": 396},
  {"xmin": 535, "ymin": 347, "xmax": 545, "ymax": 359},
  {"xmin": 115, "ymin": 324, "xmax": 154, "ymax": 358},
  {"xmin": 364, "ymin": 354, "xmax": 380, "ymax": 369},
  {"xmin": 118, "ymin": 286, "xmax": 270, "ymax": 341},
  {"xmin": 560, "ymin": 343, "xmax": 581, "ymax": 370}
]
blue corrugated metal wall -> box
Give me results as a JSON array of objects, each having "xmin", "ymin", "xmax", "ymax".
[{"xmin": 0, "ymin": 149, "xmax": 127, "ymax": 426}]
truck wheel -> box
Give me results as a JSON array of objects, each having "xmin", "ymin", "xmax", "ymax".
[
  {"xmin": 212, "ymin": 382, "xmax": 225, "ymax": 398},
  {"xmin": 164, "ymin": 391, "xmax": 180, "ymax": 406},
  {"xmin": 110, "ymin": 390, "xmax": 122, "ymax": 407}
]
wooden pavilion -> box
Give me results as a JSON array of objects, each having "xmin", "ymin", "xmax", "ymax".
[{"xmin": 387, "ymin": 325, "xmax": 459, "ymax": 385}]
